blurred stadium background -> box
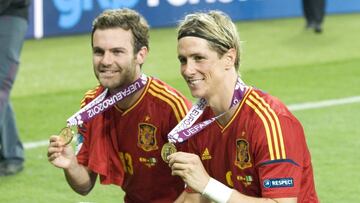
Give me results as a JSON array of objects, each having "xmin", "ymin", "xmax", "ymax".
[{"xmin": 0, "ymin": 0, "xmax": 359, "ymax": 202}]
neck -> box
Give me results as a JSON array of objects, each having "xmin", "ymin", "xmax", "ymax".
[
  {"xmin": 115, "ymin": 89, "xmax": 144, "ymax": 110},
  {"xmin": 215, "ymin": 103, "xmax": 239, "ymax": 126},
  {"xmin": 207, "ymin": 72, "xmax": 239, "ymax": 126},
  {"xmin": 111, "ymin": 72, "xmax": 145, "ymax": 110},
  {"xmin": 207, "ymin": 72, "xmax": 238, "ymax": 115}
]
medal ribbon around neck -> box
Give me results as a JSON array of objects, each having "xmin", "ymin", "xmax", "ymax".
[
  {"xmin": 66, "ymin": 74, "xmax": 148, "ymax": 127},
  {"xmin": 168, "ymin": 77, "xmax": 248, "ymax": 143}
]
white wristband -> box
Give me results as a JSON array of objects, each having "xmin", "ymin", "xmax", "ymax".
[{"xmin": 202, "ymin": 177, "xmax": 233, "ymax": 203}]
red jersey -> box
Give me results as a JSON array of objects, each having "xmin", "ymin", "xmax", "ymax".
[
  {"xmin": 188, "ymin": 88, "xmax": 318, "ymax": 202},
  {"xmin": 76, "ymin": 76, "xmax": 192, "ymax": 203}
]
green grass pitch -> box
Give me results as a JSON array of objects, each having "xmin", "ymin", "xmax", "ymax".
[{"xmin": 0, "ymin": 13, "xmax": 359, "ymax": 202}]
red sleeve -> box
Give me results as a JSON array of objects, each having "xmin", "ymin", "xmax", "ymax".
[
  {"xmin": 75, "ymin": 121, "xmax": 89, "ymax": 166},
  {"xmin": 75, "ymin": 86, "xmax": 100, "ymax": 167},
  {"xmin": 253, "ymin": 114, "xmax": 306, "ymax": 198}
]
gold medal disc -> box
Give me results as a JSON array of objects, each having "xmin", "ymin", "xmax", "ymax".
[
  {"xmin": 59, "ymin": 127, "xmax": 74, "ymax": 145},
  {"xmin": 161, "ymin": 142, "xmax": 177, "ymax": 163}
]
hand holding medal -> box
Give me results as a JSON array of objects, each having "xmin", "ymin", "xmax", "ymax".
[
  {"xmin": 58, "ymin": 127, "xmax": 74, "ymax": 146},
  {"xmin": 161, "ymin": 143, "xmax": 177, "ymax": 163},
  {"xmin": 163, "ymin": 77, "xmax": 248, "ymax": 164}
]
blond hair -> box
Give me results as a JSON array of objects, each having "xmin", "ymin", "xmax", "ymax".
[{"xmin": 178, "ymin": 10, "xmax": 241, "ymax": 70}]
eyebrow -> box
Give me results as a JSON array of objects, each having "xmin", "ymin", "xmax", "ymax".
[
  {"xmin": 178, "ymin": 52, "xmax": 205, "ymax": 58},
  {"xmin": 92, "ymin": 46, "xmax": 127, "ymax": 52}
]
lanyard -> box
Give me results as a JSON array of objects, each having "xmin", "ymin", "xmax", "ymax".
[
  {"xmin": 168, "ymin": 77, "xmax": 248, "ymax": 143},
  {"xmin": 66, "ymin": 74, "xmax": 148, "ymax": 126}
]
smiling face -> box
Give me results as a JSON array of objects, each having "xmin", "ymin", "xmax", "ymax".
[
  {"xmin": 177, "ymin": 36, "xmax": 228, "ymax": 100},
  {"xmin": 92, "ymin": 28, "xmax": 142, "ymax": 92}
]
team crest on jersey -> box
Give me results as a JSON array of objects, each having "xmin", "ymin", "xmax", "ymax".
[
  {"xmin": 138, "ymin": 123, "xmax": 158, "ymax": 151},
  {"xmin": 235, "ymin": 139, "xmax": 252, "ymax": 169}
]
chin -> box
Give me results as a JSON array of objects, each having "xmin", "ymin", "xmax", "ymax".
[
  {"xmin": 190, "ymin": 91, "xmax": 204, "ymax": 99},
  {"xmin": 100, "ymin": 81, "xmax": 117, "ymax": 89}
]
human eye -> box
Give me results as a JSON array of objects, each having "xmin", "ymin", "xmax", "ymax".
[
  {"xmin": 93, "ymin": 48, "xmax": 103, "ymax": 56},
  {"xmin": 193, "ymin": 55, "xmax": 205, "ymax": 62},
  {"xmin": 112, "ymin": 48, "xmax": 124, "ymax": 56},
  {"xmin": 178, "ymin": 56, "xmax": 187, "ymax": 65}
]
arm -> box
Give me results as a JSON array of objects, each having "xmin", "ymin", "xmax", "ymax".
[
  {"xmin": 168, "ymin": 152, "xmax": 297, "ymax": 203},
  {"xmin": 174, "ymin": 191, "xmax": 211, "ymax": 203},
  {"xmin": 47, "ymin": 135, "xmax": 97, "ymax": 195}
]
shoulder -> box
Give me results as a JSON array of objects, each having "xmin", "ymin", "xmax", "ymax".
[
  {"xmin": 242, "ymin": 88, "xmax": 303, "ymax": 132},
  {"xmin": 243, "ymin": 88, "xmax": 295, "ymax": 119},
  {"xmin": 80, "ymin": 85, "xmax": 104, "ymax": 108},
  {"xmin": 148, "ymin": 78, "xmax": 191, "ymax": 109},
  {"xmin": 242, "ymin": 89, "xmax": 306, "ymax": 160},
  {"xmin": 147, "ymin": 77, "xmax": 192, "ymax": 117},
  {"xmin": 148, "ymin": 77, "xmax": 190, "ymax": 102}
]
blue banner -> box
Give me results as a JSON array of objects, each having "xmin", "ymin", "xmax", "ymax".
[{"xmin": 26, "ymin": 0, "xmax": 360, "ymax": 39}]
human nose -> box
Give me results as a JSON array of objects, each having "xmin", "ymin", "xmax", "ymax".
[
  {"xmin": 101, "ymin": 51, "xmax": 113, "ymax": 66},
  {"xmin": 181, "ymin": 60, "xmax": 196, "ymax": 76}
]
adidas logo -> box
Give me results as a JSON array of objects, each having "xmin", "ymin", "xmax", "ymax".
[{"xmin": 201, "ymin": 148, "xmax": 212, "ymax": 160}]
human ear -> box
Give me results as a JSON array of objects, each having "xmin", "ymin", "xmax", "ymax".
[
  {"xmin": 136, "ymin": 46, "xmax": 148, "ymax": 65},
  {"xmin": 224, "ymin": 48, "xmax": 236, "ymax": 70}
]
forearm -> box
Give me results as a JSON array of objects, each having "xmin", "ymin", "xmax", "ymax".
[
  {"xmin": 63, "ymin": 160, "xmax": 96, "ymax": 195},
  {"xmin": 174, "ymin": 191, "xmax": 211, "ymax": 203}
]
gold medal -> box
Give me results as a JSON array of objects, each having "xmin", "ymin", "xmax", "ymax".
[
  {"xmin": 161, "ymin": 142, "xmax": 177, "ymax": 163},
  {"xmin": 59, "ymin": 127, "xmax": 74, "ymax": 145}
]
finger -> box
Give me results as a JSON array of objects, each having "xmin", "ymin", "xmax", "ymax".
[
  {"xmin": 49, "ymin": 137, "xmax": 66, "ymax": 148},
  {"xmin": 49, "ymin": 139, "xmax": 65, "ymax": 149},
  {"xmin": 170, "ymin": 164, "xmax": 196, "ymax": 182},
  {"xmin": 168, "ymin": 151, "xmax": 190, "ymax": 159},
  {"xmin": 48, "ymin": 152, "xmax": 61, "ymax": 162},
  {"xmin": 49, "ymin": 135, "xmax": 60, "ymax": 143},
  {"xmin": 168, "ymin": 152, "xmax": 200, "ymax": 168},
  {"xmin": 168, "ymin": 152, "xmax": 193, "ymax": 165},
  {"xmin": 171, "ymin": 168, "xmax": 185, "ymax": 178},
  {"xmin": 171, "ymin": 162, "xmax": 189, "ymax": 171},
  {"xmin": 171, "ymin": 163, "xmax": 188, "ymax": 178},
  {"xmin": 47, "ymin": 145, "xmax": 63, "ymax": 156}
]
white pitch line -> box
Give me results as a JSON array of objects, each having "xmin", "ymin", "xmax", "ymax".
[
  {"xmin": 24, "ymin": 95, "xmax": 360, "ymax": 150},
  {"xmin": 288, "ymin": 95, "xmax": 360, "ymax": 111},
  {"xmin": 24, "ymin": 140, "xmax": 49, "ymax": 150}
]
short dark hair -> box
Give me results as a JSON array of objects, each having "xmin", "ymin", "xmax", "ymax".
[{"xmin": 91, "ymin": 8, "xmax": 149, "ymax": 54}]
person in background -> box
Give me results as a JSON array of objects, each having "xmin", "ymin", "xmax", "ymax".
[
  {"xmin": 168, "ymin": 10, "xmax": 319, "ymax": 203},
  {"xmin": 0, "ymin": 0, "xmax": 29, "ymax": 176},
  {"xmin": 47, "ymin": 9, "xmax": 194, "ymax": 203},
  {"xmin": 302, "ymin": 0, "xmax": 326, "ymax": 33}
]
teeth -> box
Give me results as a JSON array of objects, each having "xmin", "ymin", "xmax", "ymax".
[
  {"xmin": 187, "ymin": 78, "xmax": 204, "ymax": 85},
  {"xmin": 100, "ymin": 70, "xmax": 117, "ymax": 73}
]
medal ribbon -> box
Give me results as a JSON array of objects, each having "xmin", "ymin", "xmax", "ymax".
[
  {"xmin": 66, "ymin": 74, "xmax": 148, "ymax": 126},
  {"xmin": 168, "ymin": 77, "xmax": 248, "ymax": 143}
]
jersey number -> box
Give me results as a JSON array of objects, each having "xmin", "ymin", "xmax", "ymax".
[
  {"xmin": 119, "ymin": 152, "xmax": 134, "ymax": 175},
  {"xmin": 226, "ymin": 171, "xmax": 234, "ymax": 187}
]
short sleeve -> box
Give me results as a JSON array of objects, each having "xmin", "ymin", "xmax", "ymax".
[
  {"xmin": 253, "ymin": 114, "xmax": 306, "ymax": 198},
  {"xmin": 76, "ymin": 122, "xmax": 90, "ymax": 166}
]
